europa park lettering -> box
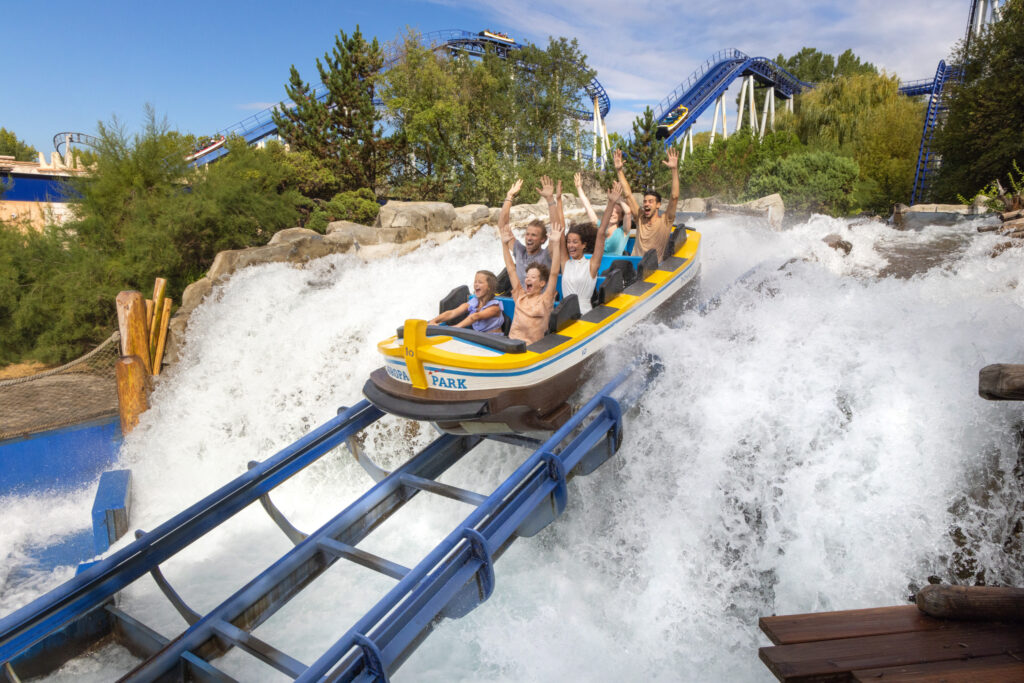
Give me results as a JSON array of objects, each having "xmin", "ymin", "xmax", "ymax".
[{"xmin": 431, "ymin": 375, "xmax": 467, "ymax": 389}]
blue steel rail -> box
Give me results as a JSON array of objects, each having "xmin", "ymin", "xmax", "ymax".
[
  {"xmin": 196, "ymin": 29, "xmax": 609, "ymax": 166},
  {"xmin": 1, "ymin": 362, "xmax": 654, "ymax": 680},
  {"xmin": 650, "ymin": 49, "xmax": 813, "ymax": 145},
  {"xmin": 910, "ymin": 60, "xmax": 956, "ymax": 204},
  {"xmin": 0, "ymin": 401, "xmax": 383, "ymax": 666}
]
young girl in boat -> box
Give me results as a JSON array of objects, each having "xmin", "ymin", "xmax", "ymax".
[
  {"xmin": 559, "ymin": 181, "xmax": 625, "ymax": 315},
  {"xmin": 428, "ymin": 271, "xmax": 503, "ymax": 333},
  {"xmin": 499, "ymin": 178, "xmax": 563, "ymax": 344},
  {"xmin": 574, "ymin": 172, "xmax": 631, "ymax": 256}
]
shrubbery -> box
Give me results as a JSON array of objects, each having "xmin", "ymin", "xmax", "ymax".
[{"xmin": 747, "ymin": 151, "xmax": 860, "ymax": 215}]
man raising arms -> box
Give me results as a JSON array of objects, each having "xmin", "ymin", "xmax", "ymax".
[
  {"xmin": 498, "ymin": 176, "xmax": 560, "ymax": 285},
  {"xmin": 613, "ymin": 147, "xmax": 679, "ymax": 260}
]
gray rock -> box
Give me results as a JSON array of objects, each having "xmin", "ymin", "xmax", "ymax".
[
  {"xmin": 268, "ymin": 227, "xmax": 322, "ymax": 246},
  {"xmin": 376, "ymin": 200, "xmax": 457, "ymax": 234},
  {"xmin": 823, "ymin": 233, "xmax": 853, "ymax": 255},
  {"xmin": 454, "ymin": 204, "xmax": 490, "ymax": 230}
]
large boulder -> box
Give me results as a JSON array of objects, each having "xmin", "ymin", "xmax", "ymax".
[
  {"xmin": 376, "ymin": 200, "xmax": 457, "ymax": 234},
  {"xmin": 454, "ymin": 204, "xmax": 490, "ymax": 230}
]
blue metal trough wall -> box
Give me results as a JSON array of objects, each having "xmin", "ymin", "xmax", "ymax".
[{"xmin": 0, "ymin": 415, "xmax": 122, "ymax": 495}]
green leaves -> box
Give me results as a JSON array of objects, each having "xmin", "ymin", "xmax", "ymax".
[
  {"xmin": 0, "ymin": 128, "xmax": 39, "ymax": 162},
  {"xmin": 933, "ymin": 0, "xmax": 1024, "ymax": 201}
]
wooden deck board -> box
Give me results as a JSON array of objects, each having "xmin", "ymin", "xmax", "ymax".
[
  {"xmin": 852, "ymin": 653, "xmax": 1024, "ymax": 682},
  {"xmin": 759, "ymin": 623, "xmax": 1024, "ymax": 682},
  {"xmin": 760, "ymin": 606, "xmax": 943, "ymax": 646}
]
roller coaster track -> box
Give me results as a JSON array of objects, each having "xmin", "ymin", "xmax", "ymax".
[
  {"xmin": 0, "ymin": 363, "xmax": 656, "ymax": 680},
  {"xmin": 193, "ymin": 29, "xmax": 610, "ymax": 167}
]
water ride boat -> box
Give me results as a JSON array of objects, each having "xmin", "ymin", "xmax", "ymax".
[{"xmin": 363, "ymin": 226, "xmax": 701, "ymax": 434}]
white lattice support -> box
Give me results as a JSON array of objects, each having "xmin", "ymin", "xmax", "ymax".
[
  {"xmin": 735, "ymin": 77, "xmax": 748, "ymax": 134},
  {"xmin": 721, "ymin": 93, "xmax": 729, "ymax": 140},
  {"xmin": 592, "ymin": 98, "xmax": 598, "ymax": 167},
  {"xmin": 748, "ymin": 76, "xmax": 759, "ymax": 137},
  {"xmin": 786, "ymin": 98, "xmax": 793, "ymax": 114},
  {"xmin": 710, "ymin": 97, "xmax": 722, "ymax": 145},
  {"xmin": 759, "ymin": 86, "xmax": 773, "ymax": 141}
]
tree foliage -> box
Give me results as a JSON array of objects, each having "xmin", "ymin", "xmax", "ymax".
[
  {"xmin": 775, "ymin": 47, "xmax": 878, "ymax": 83},
  {"xmin": 0, "ymin": 128, "xmax": 38, "ymax": 162},
  {"xmin": 2, "ymin": 110, "xmax": 305, "ymax": 363},
  {"xmin": 272, "ymin": 26, "xmax": 391, "ymax": 195},
  {"xmin": 381, "ymin": 30, "xmax": 596, "ymax": 205},
  {"xmin": 747, "ymin": 151, "xmax": 860, "ymax": 215},
  {"xmin": 932, "ymin": 0, "xmax": 1024, "ymax": 201}
]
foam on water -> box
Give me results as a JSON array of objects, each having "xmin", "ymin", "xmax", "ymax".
[{"xmin": 5, "ymin": 218, "xmax": 1024, "ymax": 681}]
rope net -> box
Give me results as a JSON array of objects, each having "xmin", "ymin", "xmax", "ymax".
[{"xmin": 0, "ymin": 332, "xmax": 121, "ymax": 441}]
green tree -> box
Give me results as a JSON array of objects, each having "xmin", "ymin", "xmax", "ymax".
[
  {"xmin": 272, "ymin": 26, "xmax": 390, "ymax": 195},
  {"xmin": 932, "ymin": 0, "xmax": 1024, "ymax": 200},
  {"xmin": 0, "ymin": 128, "xmax": 38, "ymax": 162},
  {"xmin": 746, "ymin": 150, "xmax": 860, "ymax": 215},
  {"xmin": 775, "ymin": 47, "xmax": 877, "ymax": 82}
]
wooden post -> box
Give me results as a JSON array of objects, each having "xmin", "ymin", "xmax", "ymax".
[
  {"xmin": 116, "ymin": 355, "xmax": 150, "ymax": 434},
  {"xmin": 116, "ymin": 291, "xmax": 152, "ymax": 374},
  {"xmin": 916, "ymin": 584, "xmax": 1024, "ymax": 621},
  {"xmin": 153, "ymin": 298, "xmax": 172, "ymax": 375},
  {"xmin": 149, "ymin": 277, "xmax": 167, "ymax": 364},
  {"xmin": 979, "ymin": 364, "xmax": 1024, "ymax": 401}
]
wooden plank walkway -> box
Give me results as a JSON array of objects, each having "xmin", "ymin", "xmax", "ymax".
[{"xmin": 759, "ymin": 605, "xmax": 1024, "ymax": 682}]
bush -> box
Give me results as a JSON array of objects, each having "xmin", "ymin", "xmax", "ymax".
[{"xmin": 746, "ymin": 151, "xmax": 860, "ymax": 216}]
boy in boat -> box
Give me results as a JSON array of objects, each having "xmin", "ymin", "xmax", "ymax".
[
  {"xmin": 499, "ymin": 180, "xmax": 564, "ymax": 344},
  {"xmin": 428, "ymin": 271, "xmax": 503, "ymax": 333},
  {"xmin": 499, "ymin": 177, "xmax": 558, "ymax": 286},
  {"xmin": 613, "ymin": 146, "xmax": 679, "ymax": 260}
]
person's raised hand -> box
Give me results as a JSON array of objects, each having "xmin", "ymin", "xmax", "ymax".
[
  {"xmin": 607, "ymin": 180, "xmax": 623, "ymax": 206},
  {"xmin": 574, "ymin": 172, "xmax": 583, "ymax": 190},
  {"xmin": 613, "ymin": 149, "xmax": 624, "ymax": 171},
  {"xmin": 537, "ymin": 175, "xmax": 555, "ymax": 200},
  {"xmin": 663, "ymin": 146, "xmax": 679, "ymax": 169},
  {"xmin": 506, "ymin": 178, "xmax": 523, "ymax": 200}
]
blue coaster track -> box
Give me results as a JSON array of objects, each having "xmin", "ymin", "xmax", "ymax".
[{"xmin": 194, "ymin": 29, "xmax": 610, "ymax": 167}]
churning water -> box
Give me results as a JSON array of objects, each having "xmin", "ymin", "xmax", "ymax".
[{"xmin": 4, "ymin": 215, "xmax": 1024, "ymax": 681}]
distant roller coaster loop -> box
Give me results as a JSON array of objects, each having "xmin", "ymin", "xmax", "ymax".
[{"xmin": 52, "ymin": 132, "xmax": 100, "ymax": 158}]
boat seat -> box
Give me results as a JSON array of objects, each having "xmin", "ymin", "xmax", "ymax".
[
  {"xmin": 665, "ymin": 226, "xmax": 688, "ymax": 259},
  {"xmin": 601, "ymin": 259, "xmax": 638, "ymax": 287},
  {"xmin": 548, "ymin": 294, "xmax": 581, "ymax": 335},
  {"xmin": 501, "ymin": 311, "xmax": 512, "ymax": 336},
  {"xmin": 438, "ymin": 285, "xmax": 469, "ymax": 325},
  {"xmin": 595, "ymin": 268, "xmax": 624, "ymax": 305},
  {"xmin": 495, "ymin": 268, "xmax": 512, "ymax": 296},
  {"xmin": 637, "ymin": 249, "xmax": 659, "ymax": 281}
]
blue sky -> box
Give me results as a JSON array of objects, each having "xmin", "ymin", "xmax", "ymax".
[{"xmin": 3, "ymin": 0, "xmax": 971, "ymax": 160}]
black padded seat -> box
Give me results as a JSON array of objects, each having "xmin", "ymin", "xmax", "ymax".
[
  {"xmin": 581, "ymin": 305, "xmax": 617, "ymax": 324},
  {"xmin": 624, "ymin": 281, "xmax": 655, "ymax": 296},
  {"xmin": 664, "ymin": 226, "xmax": 688, "ymax": 259},
  {"xmin": 501, "ymin": 312, "xmax": 512, "ymax": 336},
  {"xmin": 637, "ymin": 249, "xmax": 659, "ymax": 281},
  {"xmin": 527, "ymin": 334, "xmax": 572, "ymax": 354},
  {"xmin": 439, "ymin": 285, "xmax": 470, "ymax": 325},
  {"xmin": 601, "ymin": 259, "xmax": 638, "ymax": 287},
  {"xmin": 595, "ymin": 268, "xmax": 624, "ymax": 305},
  {"xmin": 548, "ymin": 294, "xmax": 581, "ymax": 335},
  {"xmin": 495, "ymin": 269, "xmax": 512, "ymax": 296}
]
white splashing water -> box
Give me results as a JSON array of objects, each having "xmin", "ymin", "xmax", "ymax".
[{"xmin": 5, "ymin": 217, "xmax": 1024, "ymax": 681}]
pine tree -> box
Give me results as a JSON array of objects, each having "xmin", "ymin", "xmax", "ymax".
[
  {"xmin": 272, "ymin": 26, "xmax": 390, "ymax": 195},
  {"xmin": 623, "ymin": 107, "xmax": 662, "ymax": 192}
]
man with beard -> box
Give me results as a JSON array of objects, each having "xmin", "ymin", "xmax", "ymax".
[{"xmin": 613, "ymin": 147, "xmax": 679, "ymax": 260}]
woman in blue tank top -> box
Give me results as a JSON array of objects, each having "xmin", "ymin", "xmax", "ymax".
[{"xmin": 574, "ymin": 172, "xmax": 631, "ymax": 256}]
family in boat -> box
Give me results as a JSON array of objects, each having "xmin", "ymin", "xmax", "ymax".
[{"xmin": 430, "ymin": 146, "xmax": 681, "ymax": 346}]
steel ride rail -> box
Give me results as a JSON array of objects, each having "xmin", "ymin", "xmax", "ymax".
[
  {"xmin": 1, "ymin": 360, "xmax": 657, "ymax": 680},
  {"xmin": 0, "ymin": 401, "xmax": 383, "ymax": 666},
  {"xmin": 910, "ymin": 60, "xmax": 955, "ymax": 205},
  {"xmin": 194, "ymin": 28, "xmax": 609, "ymax": 166},
  {"xmin": 649, "ymin": 49, "xmax": 813, "ymax": 145}
]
